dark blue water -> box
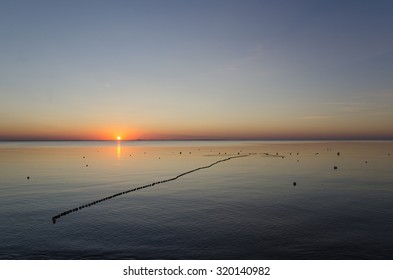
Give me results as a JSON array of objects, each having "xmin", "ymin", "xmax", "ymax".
[{"xmin": 0, "ymin": 141, "xmax": 392, "ymax": 259}]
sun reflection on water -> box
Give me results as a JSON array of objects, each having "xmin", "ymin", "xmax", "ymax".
[{"xmin": 117, "ymin": 141, "xmax": 121, "ymax": 159}]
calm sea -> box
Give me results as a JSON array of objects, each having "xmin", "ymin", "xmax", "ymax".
[{"xmin": 0, "ymin": 141, "xmax": 392, "ymax": 259}]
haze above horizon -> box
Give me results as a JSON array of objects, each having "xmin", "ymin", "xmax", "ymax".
[{"xmin": 1, "ymin": 0, "xmax": 393, "ymax": 141}]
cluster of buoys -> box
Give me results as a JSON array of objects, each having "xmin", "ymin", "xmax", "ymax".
[
  {"xmin": 262, "ymin": 153, "xmax": 285, "ymax": 159},
  {"xmin": 203, "ymin": 152, "xmax": 284, "ymax": 158},
  {"xmin": 52, "ymin": 154, "xmax": 251, "ymax": 224},
  {"xmin": 204, "ymin": 153, "xmax": 239, "ymax": 157},
  {"xmin": 288, "ymin": 148, "xmax": 387, "ymax": 187}
]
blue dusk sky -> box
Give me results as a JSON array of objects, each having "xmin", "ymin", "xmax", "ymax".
[{"xmin": 1, "ymin": 0, "xmax": 392, "ymax": 140}]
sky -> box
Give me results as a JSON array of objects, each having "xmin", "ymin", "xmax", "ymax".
[{"xmin": 1, "ymin": 0, "xmax": 393, "ymax": 140}]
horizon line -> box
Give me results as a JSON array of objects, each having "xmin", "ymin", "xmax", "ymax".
[{"xmin": 1, "ymin": 138, "xmax": 393, "ymax": 142}]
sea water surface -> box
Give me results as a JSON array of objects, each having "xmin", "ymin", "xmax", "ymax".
[{"xmin": 0, "ymin": 141, "xmax": 392, "ymax": 259}]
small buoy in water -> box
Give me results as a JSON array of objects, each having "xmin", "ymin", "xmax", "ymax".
[
  {"xmin": 334, "ymin": 166, "xmax": 338, "ymax": 170},
  {"xmin": 365, "ymin": 161, "xmax": 368, "ymax": 164},
  {"xmin": 27, "ymin": 176, "xmax": 30, "ymax": 180},
  {"xmin": 293, "ymin": 182, "xmax": 297, "ymax": 186},
  {"xmin": 86, "ymin": 164, "xmax": 88, "ymax": 167},
  {"xmin": 337, "ymin": 152, "xmax": 340, "ymax": 156}
]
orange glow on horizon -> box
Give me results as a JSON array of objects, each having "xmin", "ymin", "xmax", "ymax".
[{"xmin": 1, "ymin": 122, "xmax": 392, "ymax": 141}]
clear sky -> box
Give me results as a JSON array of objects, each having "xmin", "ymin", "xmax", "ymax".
[{"xmin": 1, "ymin": 0, "xmax": 393, "ymax": 140}]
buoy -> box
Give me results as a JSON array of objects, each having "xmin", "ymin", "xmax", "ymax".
[
  {"xmin": 293, "ymin": 182, "xmax": 297, "ymax": 186},
  {"xmin": 334, "ymin": 166, "xmax": 338, "ymax": 170},
  {"xmin": 27, "ymin": 176, "xmax": 30, "ymax": 180},
  {"xmin": 337, "ymin": 152, "xmax": 340, "ymax": 156}
]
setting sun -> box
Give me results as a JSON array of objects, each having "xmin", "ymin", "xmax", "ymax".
[{"xmin": 117, "ymin": 136, "xmax": 121, "ymax": 141}]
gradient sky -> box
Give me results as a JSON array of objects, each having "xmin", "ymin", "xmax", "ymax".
[{"xmin": 1, "ymin": 0, "xmax": 393, "ymax": 140}]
